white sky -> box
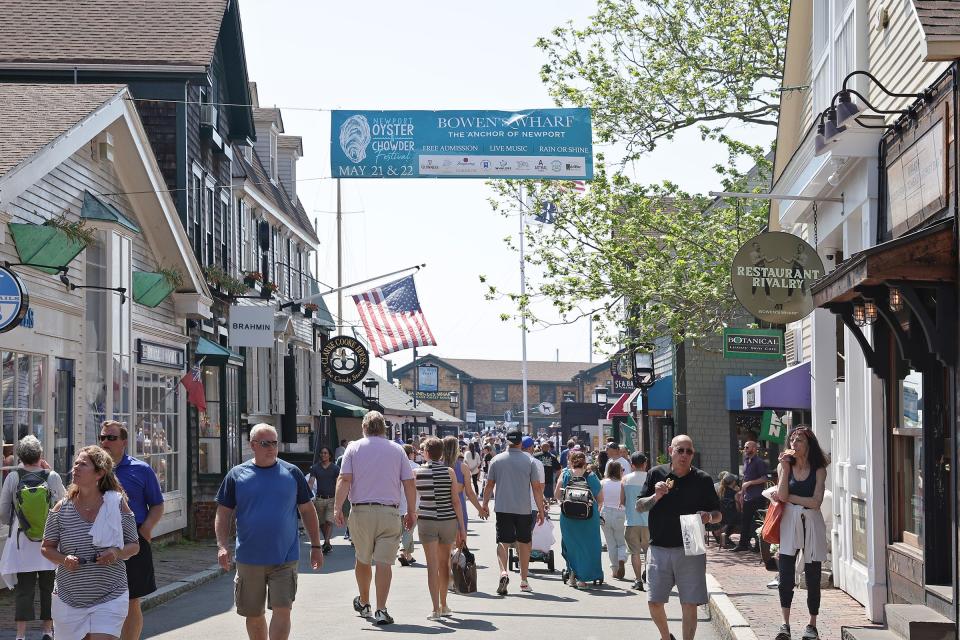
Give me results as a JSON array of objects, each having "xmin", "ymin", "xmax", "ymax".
[{"xmin": 239, "ymin": 0, "xmax": 773, "ymax": 375}]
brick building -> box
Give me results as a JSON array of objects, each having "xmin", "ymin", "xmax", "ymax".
[{"xmin": 388, "ymin": 356, "xmax": 619, "ymax": 433}]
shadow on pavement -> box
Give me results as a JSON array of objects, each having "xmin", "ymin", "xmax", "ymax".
[
  {"xmin": 438, "ymin": 617, "xmax": 497, "ymax": 632},
  {"xmin": 362, "ymin": 623, "xmax": 455, "ymax": 634}
]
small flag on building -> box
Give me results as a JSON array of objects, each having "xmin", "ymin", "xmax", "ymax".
[
  {"xmin": 760, "ymin": 410, "xmax": 787, "ymax": 446},
  {"xmin": 180, "ymin": 364, "xmax": 206, "ymax": 412},
  {"xmin": 560, "ymin": 179, "xmax": 586, "ymax": 192},
  {"xmin": 352, "ymin": 275, "xmax": 437, "ymax": 357}
]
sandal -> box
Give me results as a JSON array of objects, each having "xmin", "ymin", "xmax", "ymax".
[{"xmin": 575, "ymin": 580, "xmax": 588, "ymax": 589}]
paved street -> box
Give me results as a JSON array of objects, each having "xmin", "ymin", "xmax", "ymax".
[{"xmin": 143, "ymin": 505, "xmax": 720, "ymax": 639}]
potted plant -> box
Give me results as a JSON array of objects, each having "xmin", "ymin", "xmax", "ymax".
[
  {"xmin": 9, "ymin": 212, "xmax": 96, "ymax": 274},
  {"xmin": 303, "ymin": 302, "xmax": 319, "ymax": 319},
  {"xmin": 260, "ymin": 281, "xmax": 279, "ymax": 300},
  {"xmin": 243, "ymin": 270, "xmax": 263, "ymax": 288}
]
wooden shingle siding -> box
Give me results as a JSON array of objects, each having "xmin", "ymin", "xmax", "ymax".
[{"xmin": 868, "ymin": 0, "xmax": 949, "ymax": 114}]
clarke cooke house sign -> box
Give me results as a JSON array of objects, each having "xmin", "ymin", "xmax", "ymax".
[
  {"xmin": 730, "ymin": 232, "xmax": 825, "ymax": 325},
  {"xmin": 321, "ymin": 335, "xmax": 370, "ymax": 386}
]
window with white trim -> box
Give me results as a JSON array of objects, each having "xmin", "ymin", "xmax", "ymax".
[
  {"xmin": 812, "ymin": 0, "xmax": 857, "ymax": 117},
  {"xmin": 135, "ymin": 370, "xmax": 180, "ymax": 492}
]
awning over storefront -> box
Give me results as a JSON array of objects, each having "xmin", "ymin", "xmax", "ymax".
[
  {"xmin": 647, "ymin": 375, "xmax": 673, "ymax": 411},
  {"xmin": 196, "ymin": 336, "xmax": 243, "ymax": 366},
  {"xmin": 725, "ymin": 375, "xmax": 765, "ymax": 410},
  {"xmin": 322, "ymin": 398, "xmax": 367, "ymax": 418},
  {"xmin": 741, "ymin": 361, "xmax": 810, "ymax": 410},
  {"xmin": 606, "ymin": 393, "xmax": 630, "ymax": 419}
]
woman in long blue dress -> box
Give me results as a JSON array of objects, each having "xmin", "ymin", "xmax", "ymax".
[{"xmin": 555, "ymin": 450, "xmax": 603, "ymax": 587}]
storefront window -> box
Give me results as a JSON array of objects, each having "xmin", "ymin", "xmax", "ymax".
[
  {"xmin": 1, "ymin": 352, "xmax": 45, "ymax": 471},
  {"xmin": 199, "ymin": 367, "xmax": 221, "ymax": 474},
  {"xmin": 893, "ymin": 370, "xmax": 923, "ymax": 547},
  {"xmin": 135, "ymin": 370, "xmax": 179, "ymax": 493}
]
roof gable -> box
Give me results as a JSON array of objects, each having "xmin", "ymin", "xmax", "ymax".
[{"xmin": 234, "ymin": 148, "xmax": 319, "ymax": 243}]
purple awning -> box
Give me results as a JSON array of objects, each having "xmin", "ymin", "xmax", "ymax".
[{"xmin": 742, "ymin": 361, "xmax": 811, "ymax": 410}]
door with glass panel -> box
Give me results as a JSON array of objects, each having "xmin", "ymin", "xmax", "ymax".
[{"xmin": 53, "ymin": 358, "xmax": 75, "ymax": 482}]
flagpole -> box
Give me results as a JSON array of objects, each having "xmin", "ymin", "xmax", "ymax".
[
  {"xmin": 519, "ymin": 184, "xmax": 529, "ymax": 436},
  {"xmin": 282, "ymin": 264, "xmax": 425, "ymax": 307}
]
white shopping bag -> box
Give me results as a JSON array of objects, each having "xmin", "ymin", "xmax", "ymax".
[
  {"xmin": 531, "ymin": 517, "xmax": 555, "ymax": 553},
  {"xmin": 680, "ymin": 513, "xmax": 707, "ymax": 556}
]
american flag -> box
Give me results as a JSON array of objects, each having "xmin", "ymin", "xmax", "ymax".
[
  {"xmin": 561, "ymin": 180, "xmax": 586, "ymax": 192},
  {"xmin": 352, "ymin": 276, "xmax": 437, "ymax": 357}
]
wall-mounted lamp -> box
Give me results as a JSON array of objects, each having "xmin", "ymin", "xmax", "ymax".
[{"xmin": 888, "ymin": 287, "xmax": 904, "ymax": 313}]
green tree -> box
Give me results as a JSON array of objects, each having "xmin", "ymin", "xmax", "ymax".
[
  {"xmin": 537, "ymin": 0, "xmax": 789, "ymax": 158},
  {"xmin": 485, "ymin": 142, "xmax": 771, "ymax": 348}
]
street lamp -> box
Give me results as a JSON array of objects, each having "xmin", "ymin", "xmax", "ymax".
[
  {"xmin": 362, "ymin": 377, "xmax": 379, "ymax": 407},
  {"xmin": 449, "ymin": 390, "xmax": 460, "ymax": 408},
  {"xmin": 632, "ymin": 345, "xmax": 657, "ymax": 453},
  {"xmin": 593, "ymin": 386, "xmax": 608, "ymax": 406}
]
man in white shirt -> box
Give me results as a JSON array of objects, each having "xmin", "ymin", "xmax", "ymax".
[{"xmin": 604, "ymin": 442, "xmax": 631, "ymax": 477}]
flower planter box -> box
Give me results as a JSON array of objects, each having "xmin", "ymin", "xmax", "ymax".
[{"xmin": 9, "ymin": 223, "xmax": 88, "ymax": 274}]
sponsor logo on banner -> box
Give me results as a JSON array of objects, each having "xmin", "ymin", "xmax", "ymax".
[
  {"xmin": 0, "ymin": 266, "xmax": 28, "ymax": 333},
  {"xmin": 730, "ymin": 232, "xmax": 824, "ymax": 324},
  {"xmin": 320, "ymin": 335, "xmax": 370, "ymax": 385},
  {"xmin": 228, "ymin": 305, "xmax": 275, "ymax": 348}
]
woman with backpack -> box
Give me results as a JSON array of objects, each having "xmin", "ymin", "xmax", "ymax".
[
  {"xmin": 555, "ymin": 451, "xmax": 603, "ymax": 588},
  {"xmin": 0, "ymin": 435, "xmax": 65, "ymax": 640}
]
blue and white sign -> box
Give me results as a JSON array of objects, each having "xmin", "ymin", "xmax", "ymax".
[
  {"xmin": 0, "ymin": 266, "xmax": 28, "ymax": 333},
  {"xmin": 331, "ymin": 109, "xmax": 593, "ymax": 180}
]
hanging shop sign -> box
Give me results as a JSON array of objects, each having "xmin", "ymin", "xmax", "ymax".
[
  {"xmin": 320, "ymin": 335, "xmax": 370, "ymax": 385},
  {"xmin": 465, "ymin": 410, "xmax": 477, "ymax": 423},
  {"xmin": 723, "ymin": 328, "xmax": 784, "ymax": 360},
  {"xmin": 760, "ymin": 410, "xmax": 787, "ymax": 446},
  {"xmin": 417, "ymin": 364, "xmax": 439, "ymax": 392},
  {"xmin": 886, "ymin": 118, "xmax": 946, "ymax": 237},
  {"xmin": 412, "ymin": 389, "xmax": 453, "ymax": 401},
  {"xmin": 331, "ymin": 108, "xmax": 593, "ymax": 180},
  {"xmin": 228, "ymin": 305, "xmax": 275, "ymax": 348},
  {"xmin": 731, "ymin": 232, "xmax": 825, "ymax": 325},
  {"xmin": 0, "ymin": 265, "xmax": 29, "ymax": 333},
  {"xmin": 137, "ymin": 339, "xmax": 185, "ymax": 370},
  {"xmin": 609, "ymin": 351, "xmax": 636, "ymax": 394}
]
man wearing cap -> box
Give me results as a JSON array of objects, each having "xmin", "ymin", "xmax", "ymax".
[
  {"xmin": 522, "ymin": 437, "xmax": 546, "ymax": 543},
  {"xmin": 480, "ymin": 429, "xmax": 545, "ymax": 596}
]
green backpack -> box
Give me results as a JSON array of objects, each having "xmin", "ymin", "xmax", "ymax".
[{"xmin": 14, "ymin": 470, "xmax": 52, "ymax": 544}]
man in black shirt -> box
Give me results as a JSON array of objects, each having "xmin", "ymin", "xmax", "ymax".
[
  {"xmin": 535, "ymin": 441, "xmax": 562, "ymax": 503},
  {"xmin": 637, "ymin": 435, "xmax": 721, "ymax": 640}
]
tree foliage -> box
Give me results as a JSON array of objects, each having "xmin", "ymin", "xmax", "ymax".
[
  {"xmin": 485, "ymin": 142, "xmax": 772, "ymax": 349},
  {"xmin": 536, "ymin": 0, "xmax": 789, "ymax": 159}
]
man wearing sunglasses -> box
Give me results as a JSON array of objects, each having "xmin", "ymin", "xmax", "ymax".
[
  {"xmin": 98, "ymin": 420, "xmax": 164, "ymax": 640},
  {"xmin": 637, "ymin": 435, "xmax": 721, "ymax": 640},
  {"xmin": 215, "ymin": 424, "xmax": 323, "ymax": 640}
]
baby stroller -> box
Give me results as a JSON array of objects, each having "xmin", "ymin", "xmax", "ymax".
[{"xmin": 509, "ymin": 515, "xmax": 556, "ymax": 572}]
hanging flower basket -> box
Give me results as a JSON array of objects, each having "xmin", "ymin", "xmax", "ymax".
[
  {"xmin": 303, "ymin": 303, "xmax": 319, "ymax": 319},
  {"xmin": 243, "ymin": 271, "xmax": 263, "ymax": 288},
  {"xmin": 9, "ymin": 216, "xmax": 93, "ymax": 274},
  {"xmin": 260, "ymin": 281, "xmax": 278, "ymax": 300},
  {"xmin": 132, "ymin": 267, "xmax": 183, "ymax": 308}
]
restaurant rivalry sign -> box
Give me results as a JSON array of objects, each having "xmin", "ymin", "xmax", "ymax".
[{"xmin": 731, "ymin": 232, "xmax": 824, "ymax": 325}]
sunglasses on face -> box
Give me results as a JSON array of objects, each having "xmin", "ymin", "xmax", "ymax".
[
  {"xmin": 99, "ymin": 434, "xmax": 121, "ymax": 442},
  {"xmin": 674, "ymin": 447, "xmax": 694, "ymax": 455},
  {"xmin": 254, "ymin": 440, "xmax": 278, "ymax": 448}
]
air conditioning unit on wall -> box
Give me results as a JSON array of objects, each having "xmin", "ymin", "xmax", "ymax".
[{"xmin": 200, "ymin": 103, "xmax": 218, "ymax": 128}]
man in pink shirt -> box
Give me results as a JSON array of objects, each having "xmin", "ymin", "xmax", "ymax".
[{"xmin": 334, "ymin": 412, "xmax": 416, "ymax": 626}]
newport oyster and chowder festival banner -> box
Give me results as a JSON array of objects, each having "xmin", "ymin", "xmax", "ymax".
[{"xmin": 330, "ymin": 108, "xmax": 593, "ymax": 180}]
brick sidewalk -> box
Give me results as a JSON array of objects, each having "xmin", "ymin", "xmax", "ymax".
[
  {"xmin": 707, "ymin": 545, "xmax": 883, "ymax": 640},
  {"xmin": 0, "ymin": 538, "xmax": 218, "ymax": 639}
]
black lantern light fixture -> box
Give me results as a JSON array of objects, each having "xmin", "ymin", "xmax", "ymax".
[
  {"xmin": 888, "ymin": 287, "xmax": 904, "ymax": 313},
  {"xmin": 449, "ymin": 390, "xmax": 460, "ymax": 408},
  {"xmin": 362, "ymin": 377, "xmax": 379, "ymax": 407},
  {"xmin": 853, "ymin": 300, "xmax": 868, "ymax": 327},
  {"xmin": 632, "ymin": 348, "xmax": 655, "ymax": 388},
  {"xmin": 593, "ymin": 386, "xmax": 608, "ymax": 406},
  {"xmin": 863, "ymin": 298, "xmax": 879, "ymax": 325}
]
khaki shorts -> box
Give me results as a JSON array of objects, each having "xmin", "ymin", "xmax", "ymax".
[
  {"xmin": 348, "ymin": 504, "xmax": 403, "ymax": 566},
  {"xmin": 313, "ymin": 497, "xmax": 336, "ymax": 525},
  {"xmin": 418, "ymin": 518, "xmax": 458, "ymax": 545},
  {"xmin": 625, "ymin": 525, "xmax": 650, "ymax": 556},
  {"xmin": 234, "ymin": 561, "xmax": 298, "ymax": 617}
]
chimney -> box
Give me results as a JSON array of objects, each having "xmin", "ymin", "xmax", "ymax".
[
  {"xmin": 276, "ymin": 135, "xmax": 303, "ymax": 201},
  {"xmin": 385, "ymin": 359, "xmax": 394, "ymax": 382}
]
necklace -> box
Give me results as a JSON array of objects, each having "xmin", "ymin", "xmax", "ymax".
[{"xmin": 75, "ymin": 497, "xmax": 103, "ymax": 512}]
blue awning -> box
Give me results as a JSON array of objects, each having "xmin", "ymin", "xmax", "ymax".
[
  {"xmin": 725, "ymin": 375, "xmax": 764, "ymax": 411},
  {"xmin": 647, "ymin": 375, "xmax": 673, "ymax": 411},
  {"xmin": 742, "ymin": 361, "xmax": 811, "ymax": 410}
]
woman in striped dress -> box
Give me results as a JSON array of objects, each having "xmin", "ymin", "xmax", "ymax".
[
  {"xmin": 416, "ymin": 437, "xmax": 464, "ymax": 621},
  {"xmin": 40, "ymin": 446, "xmax": 139, "ymax": 640}
]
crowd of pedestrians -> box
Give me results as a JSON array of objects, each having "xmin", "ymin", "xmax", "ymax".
[{"xmin": 0, "ymin": 411, "xmax": 828, "ymax": 640}]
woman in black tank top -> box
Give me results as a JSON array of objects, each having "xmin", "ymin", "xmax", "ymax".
[{"xmin": 773, "ymin": 426, "xmax": 829, "ymax": 640}]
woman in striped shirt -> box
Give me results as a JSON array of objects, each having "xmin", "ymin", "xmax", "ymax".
[
  {"xmin": 41, "ymin": 446, "xmax": 139, "ymax": 640},
  {"xmin": 415, "ymin": 437, "xmax": 464, "ymax": 621}
]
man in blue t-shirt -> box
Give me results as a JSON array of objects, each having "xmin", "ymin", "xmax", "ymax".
[
  {"xmin": 99, "ymin": 419, "xmax": 165, "ymax": 640},
  {"xmin": 216, "ymin": 424, "xmax": 323, "ymax": 639}
]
